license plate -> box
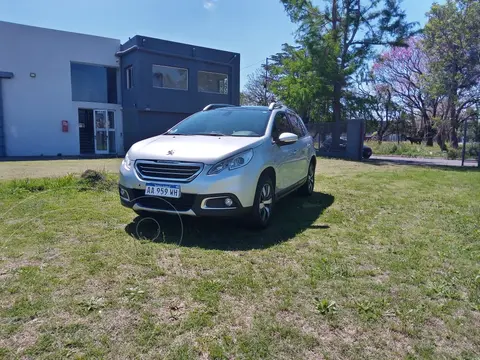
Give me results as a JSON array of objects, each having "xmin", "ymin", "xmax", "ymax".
[{"xmin": 144, "ymin": 183, "xmax": 181, "ymax": 198}]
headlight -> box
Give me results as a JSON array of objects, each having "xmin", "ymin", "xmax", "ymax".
[
  {"xmin": 208, "ymin": 149, "xmax": 254, "ymax": 175},
  {"xmin": 121, "ymin": 153, "xmax": 132, "ymax": 171}
]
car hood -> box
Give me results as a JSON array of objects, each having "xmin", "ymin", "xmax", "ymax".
[{"xmin": 129, "ymin": 135, "xmax": 264, "ymax": 164}]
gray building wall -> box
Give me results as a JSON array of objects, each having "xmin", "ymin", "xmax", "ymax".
[
  {"xmin": 0, "ymin": 21, "xmax": 122, "ymax": 157},
  {"xmin": 119, "ymin": 36, "xmax": 240, "ymax": 151}
]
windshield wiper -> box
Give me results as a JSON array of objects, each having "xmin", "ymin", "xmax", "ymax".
[{"xmin": 193, "ymin": 132, "xmax": 227, "ymax": 136}]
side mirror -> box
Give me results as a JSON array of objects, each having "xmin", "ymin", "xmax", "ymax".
[{"xmin": 277, "ymin": 132, "xmax": 298, "ymax": 145}]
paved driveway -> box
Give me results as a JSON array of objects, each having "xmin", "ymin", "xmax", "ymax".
[{"xmin": 371, "ymin": 155, "xmax": 478, "ymax": 168}]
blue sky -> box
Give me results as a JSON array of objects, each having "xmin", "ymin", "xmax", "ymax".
[{"xmin": 1, "ymin": 0, "xmax": 438, "ymax": 88}]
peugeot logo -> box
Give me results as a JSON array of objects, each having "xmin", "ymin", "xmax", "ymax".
[{"xmin": 167, "ymin": 149, "xmax": 175, "ymax": 155}]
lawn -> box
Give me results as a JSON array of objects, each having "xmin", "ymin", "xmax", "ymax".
[
  {"xmin": 0, "ymin": 159, "xmax": 479, "ymax": 359},
  {"xmin": 366, "ymin": 141, "xmax": 479, "ymax": 160},
  {"xmin": 0, "ymin": 159, "xmax": 122, "ymax": 180}
]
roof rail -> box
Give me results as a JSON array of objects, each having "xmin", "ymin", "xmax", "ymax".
[
  {"xmin": 203, "ymin": 104, "xmax": 237, "ymax": 111},
  {"xmin": 268, "ymin": 102, "xmax": 283, "ymax": 111}
]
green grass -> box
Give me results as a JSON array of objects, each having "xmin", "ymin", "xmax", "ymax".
[
  {"xmin": 367, "ymin": 141, "xmax": 479, "ymax": 159},
  {"xmin": 0, "ymin": 159, "xmax": 479, "ymax": 359},
  {"xmin": 0, "ymin": 158, "xmax": 122, "ymax": 180}
]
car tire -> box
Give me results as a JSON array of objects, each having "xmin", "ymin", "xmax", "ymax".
[
  {"xmin": 363, "ymin": 152, "xmax": 372, "ymax": 159},
  {"xmin": 247, "ymin": 174, "xmax": 275, "ymax": 229},
  {"xmin": 298, "ymin": 160, "xmax": 315, "ymax": 196}
]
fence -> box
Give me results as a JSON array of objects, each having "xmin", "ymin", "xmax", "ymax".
[{"xmin": 306, "ymin": 119, "xmax": 365, "ymax": 161}]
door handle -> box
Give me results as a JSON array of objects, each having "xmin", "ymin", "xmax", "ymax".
[{"xmin": 291, "ymin": 149, "xmax": 298, "ymax": 155}]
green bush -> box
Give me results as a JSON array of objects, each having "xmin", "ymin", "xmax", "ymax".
[
  {"xmin": 366, "ymin": 141, "xmax": 447, "ymax": 158},
  {"xmin": 467, "ymin": 144, "xmax": 479, "ymax": 157},
  {"xmin": 447, "ymin": 149, "xmax": 460, "ymax": 160}
]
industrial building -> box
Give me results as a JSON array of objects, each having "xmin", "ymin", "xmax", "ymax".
[{"xmin": 0, "ymin": 21, "xmax": 240, "ymax": 157}]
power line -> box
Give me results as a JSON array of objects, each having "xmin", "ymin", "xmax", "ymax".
[{"xmin": 241, "ymin": 60, "xmax": 264, "ymax": 71}]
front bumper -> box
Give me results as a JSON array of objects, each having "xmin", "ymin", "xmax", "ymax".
[
  {"xmin": 118, "ymin": 160, "xmax": 261, "ymax": 217},
  {"xmin": 119, "ymin": 186, "xmax": 251, "ymax": 217}
]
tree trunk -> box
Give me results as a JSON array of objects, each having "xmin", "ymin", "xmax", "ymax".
[
  {"xmin": 377, "ymin": 125, "xmax": 384, "ymax": 144},
  {"xmin": 410, "ymin": 107, "xmax": 417, "ymax": 136},
  {"xmin": 423, "ymin": 113, "xmax": 433, "ymax": 146},
  {"xmin": 436, "ymin": 132, "xmax": 447, "ymax": 151},
  {"xmin": 331, "ymin": 0, "xmax": 341, "ymax": 150},
  {"xmin": 448, "ymin": 69, "xmax": 459, "ymax": 148},
  {"xmin": 449, "ymin": 95, "xmax": 458, "ymax": 148},
  {"xmin": 332, "ymin": 81, "xmax": 342, "ymax": 149}
]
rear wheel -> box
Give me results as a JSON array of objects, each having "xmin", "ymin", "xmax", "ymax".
[
  {"xmin": 247, "ymin": 174, "xmax": 275, "ymax": 229},
  {"xmin": 298, "ymin": 160, "xmax": 315, "ymax": 196}
]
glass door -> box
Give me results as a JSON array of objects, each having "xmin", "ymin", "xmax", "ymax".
[
  {"xmin": 94, "ymin": 110, "xmax": 108, "ymax": 154},
  {"xmin": 107, "ymin": 111, "xmax": 116, "ymax": 154}
]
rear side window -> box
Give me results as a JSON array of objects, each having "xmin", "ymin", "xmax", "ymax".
[
  {"xmin": 271, "ymin": 112, "xmax": 292, "ymax": 139},
  {"xmin": 287, "ymin": 113, "xmax": 307, "ymax": 138},
  {"xmin": 297, "ymin": 116, "xmax": 309, "ymax": 137}
]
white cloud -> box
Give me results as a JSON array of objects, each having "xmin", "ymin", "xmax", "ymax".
[{"xmin": 203, "ymin": 0, "xmax": 218, "ymax": 10}]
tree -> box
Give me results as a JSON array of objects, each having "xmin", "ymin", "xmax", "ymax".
[
  {"xmin": 279, "ymin": 0, "xmax": 417, "ymax": 136},
  {"xmin": 353, "ymin": 79, "xmax": 401, "ymax": 143},
  {"xmin": 268, "ymin": 43, "xmax": 331, "ymax": 121},
  {"xmin": 373, "ymin": 38, "xmax": 440, "ymax": 146},
  {"xmin": 423, "ymin": 0, "xmax": 480, "ymax": 148},
  {"xmin": 242, "ymin": 68, "xmax": 275, "ymax": 106}
]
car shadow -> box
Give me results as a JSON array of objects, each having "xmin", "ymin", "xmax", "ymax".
[{"xmin": 124, "ymin": 191, "xmax": 334, "ymax": 251}]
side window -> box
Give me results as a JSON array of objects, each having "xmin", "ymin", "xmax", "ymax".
[
  {"xmin": 271, "ymin": 112, "xmax": 291, "ymax": 139},
  {"xmin": 297, "ymin": 115, "xmax": 309, "ymax": 137},
  {"xmin": 125, "ymin": 66, "xmax": 133, "ymax": 89},
  {"xmin": 287, "ymin": 113, "xmax": 305, "ymax": 138}
]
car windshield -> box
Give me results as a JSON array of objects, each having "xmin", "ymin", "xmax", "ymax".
[{"xmin": 166, "ymin": 108, "xmax": 271, "ymax": 137}]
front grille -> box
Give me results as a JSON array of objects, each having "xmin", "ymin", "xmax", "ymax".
[
  {"xmin": 131, "ymin": 189, "xmax": 196, "ymax": 211},
  {"xmin": 135, "ymin": 160, "xmax": 203, "ymax": 182}
]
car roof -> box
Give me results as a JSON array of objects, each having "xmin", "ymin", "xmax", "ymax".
[
  {"xmin": 238, "ymin": 106, "xmax": 270, "ymax": 111},
  {"xmin": 211, "ymin": 106, "xmax": 270, "ymax": 111}
]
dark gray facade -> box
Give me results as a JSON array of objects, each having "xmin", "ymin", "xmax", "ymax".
[{"xmin": 117, "ymin": 36, "xmax": 240, "ymax": 151}]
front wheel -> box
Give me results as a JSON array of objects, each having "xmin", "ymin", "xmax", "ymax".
[
  {"xmin": 298, "ymin": 161, "xmax": 315, "ymax": 196},
  {"xmin": 247, "ymin": 174, "xmax": 275, "ymax": 229}
]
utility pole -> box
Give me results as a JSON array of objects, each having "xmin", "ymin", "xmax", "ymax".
[
  {"xmin": 264, "ymin": 57, "xmax": 269, "ymax": 106},
  {"xmin": 397, "ymin": 116, "xmax": 400, "ymax": 144},
  {"xmin": 461, "ymin": 117, "xmax": 468, "ymax": 167}
]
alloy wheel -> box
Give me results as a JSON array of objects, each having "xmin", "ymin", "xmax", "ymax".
[
  {"xmin": 308, "ymin": 165, "xmax": 315, "ymax": 193},
  {"xmin": 259, "ymin": 183, "xmax": 273, "ymax": 223}
]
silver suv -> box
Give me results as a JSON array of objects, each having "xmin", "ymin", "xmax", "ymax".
[{"xmin": 118, "ymin": 103, "xmax": 316, "ymax": 228}]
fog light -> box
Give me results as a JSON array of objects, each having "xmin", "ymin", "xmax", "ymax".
[
  {"xmin": 224, "ymin": 197, "xmax": 233, "ymax": 207},
  {"xmin": 119, "ymin": 187, "xmax": 130, "ymax": 201}
]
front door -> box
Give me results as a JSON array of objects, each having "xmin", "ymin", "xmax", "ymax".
[
  {"xmin": 287, "ymin": 113, "xmax": 310, "ymax": 183},
  {"xmin": 271, "ymin": 112, "xmax": 297, "ymax": 191},
  {"xmin": 93, "ymin": 110, "xmax": 116, "ymax": 154},
  {"xmin": 79, "ymin": 109, "xmax": 94, "ymax": 154},
  {"xmin": 94, "ymin": 110, "xmax": 108, "ymax": 154}
]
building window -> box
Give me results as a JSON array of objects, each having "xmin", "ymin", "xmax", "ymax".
[
  {"xmin": 152, "ymin": 65, "xmax": 188, "ymax": 90},
  {"xmin": 70, "ymin": 63, "xmax": 118, "ymax": 104},
  {"xmin": 198, "ymin": 71, "xmax": 228, "ymax": 94},
  {"xmin": 125, "ymin": 66, "xmax": 133, "ymax": 89}
]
